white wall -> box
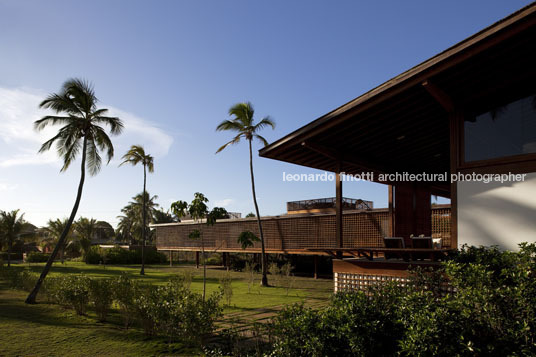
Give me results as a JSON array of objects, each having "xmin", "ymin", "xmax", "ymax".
[{"xmin": 458, "ymin": 172, "xmax": 536, "ymax": 250}]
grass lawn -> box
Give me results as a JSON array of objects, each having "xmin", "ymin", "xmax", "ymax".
[{"xmin": 0, "ymin": 262, "xmax": 333, "ymax": 356}]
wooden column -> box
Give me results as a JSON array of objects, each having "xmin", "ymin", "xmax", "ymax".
[
  {"xmin": 336, "ymin": 160, "xmax": 343, "ymax": 259},
  {"xmin": 388, "ymin": 185, "xmax": 394, "ymax": 236},
  {"xmin": 449, "ymin": 112, "xmax": 460, "ymax": 248},
  {"xmin": 195, "ymin": 251, "xmax": 200, "ymax": 268},
  {"xmin": 313, "ymin": 255, "xmax": 318, "ymax": 279},
  {"xmin": 169, "ymin": 250, "xmax": 173, "ymax": 267}
]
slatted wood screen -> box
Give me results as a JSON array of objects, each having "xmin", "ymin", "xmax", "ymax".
[{"xmin": 156, "ymin": 207, "xmax": 451, "ymax": 254}]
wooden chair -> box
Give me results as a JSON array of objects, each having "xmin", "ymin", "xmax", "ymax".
[
  {"xmin": 383, "ymin": 237, "xmax": 405, "ymax": 260},
  {"xmin": 410, "ymin": 236, "xmax": 433, "ymax": 260}
]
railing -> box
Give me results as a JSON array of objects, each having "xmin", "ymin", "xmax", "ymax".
[
  {"xmin": 155, "ymin": 207, "xmax": 451, "ymax": 253},
  {"xmin": 286, "ymin": 197, "xmax": 374, "ymax": 212}
]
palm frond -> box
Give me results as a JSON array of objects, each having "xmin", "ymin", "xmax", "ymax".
[
  {"xmin": 86, "ymin": 138, "xmax": 102, "ymax": 176},
  {"xmin": 216, "ymin": 134, "xmax": 242, "ymax": 153},
  {"xmin": 254, "ymin": 134, "xmax": 270, "ymax": 147},
  {"xmin": 92, "ymin": 125, "xmax": 114, "ymax": 163},
  {"xmin": 253, "ymin": 116, "xmax": 275, "ymax": 132},
  {"xmin": 216, "ymin": 119, "xmax": 243, "ymax": 132},
  {"xmin": 93, "ymin": 115, "xmax": 124, "ymax": 135},
  {"xmin": 34, "ymin": 116, "xmax": 74, "ymax": 131},
  {"xmin": 229, "ymin": 102, "xmax": 254, "ymax": 127}
]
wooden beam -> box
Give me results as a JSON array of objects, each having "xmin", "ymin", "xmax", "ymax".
[
  {"xmin": 301, "ymin": 141, "xmax": 389, "ymax": 175},
  {"xmin": 388, "ymin": 185, "xmax": 394, "ymax": 236},
  {"xmin": 422, "ymin": 80, "xmax": 455, "ymax": 113}
]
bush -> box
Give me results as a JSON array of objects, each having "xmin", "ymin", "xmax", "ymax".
[
  {"xmin": 0, "ymin": 252, "xmax": 23, "ymax": 261},
  {"xmin": 112, "ymin": 273, "xmax": 140, "ymax": 329},
  {"xmin": 85, "ymin": 246, "xmax": 167, "ymax": 265},
  {"xmin": 268, "ymin": 244, "xmax": 536, "ymax": 356},
  {"xmin": 89, "ymin": 278, "xmax": 114, "ymax": 322},
  {"xmin": 219, "ymin": 271, "xmax": 233, "ymax": 306},
  {"xmin": 55, "ymin": 275, "xmax": 91, "ymax": 315},
  {"xmin": 270, "ymin": 285, "xmax": 403, "ymax": 356},
  {"xmin": 26, "ymin": 252, "xmax": 50, "ymax": 263},
  {"xmin": 133, "ymin": 278, "xmax": 223, "ymax": 344}
]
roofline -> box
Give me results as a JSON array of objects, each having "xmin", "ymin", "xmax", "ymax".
[{"xmin": 259, "ymin": 2, "xmax": 536, "ymax": 157}]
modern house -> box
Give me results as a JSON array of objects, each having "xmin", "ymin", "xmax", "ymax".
[
  {"xmin": 155, "ymin": 3, "xmax": 535, "ymax": 290},
  {"xmin": 260, "ymin": 3, "xmax": 536, "ymax": 252},
  {"xmin": 257, "ymin": 3, "xmax": 536, "ymax": 289}
]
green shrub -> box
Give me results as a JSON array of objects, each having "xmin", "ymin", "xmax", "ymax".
[
  {"xmin": 268, "ymin": 244, "xmax": 536, "ymax": 356},
  {"xmin": 112, "ymin": 273, "xmax": 139, "ymax": 329},
  {"xmin": 89, "ymin": 278, "xmax": 114, "ymax": 322},
  {"xmin": 85, "ymin": 246, "xmax": 167, "ymax": 265},
  {"xmin": 270, "ymin": 285, "xmax": 403, "ymax": 356},
  {"xmin": 26, "ymin": 252, "xmax": 50, "ymax": 263},
  {"xmin": 133, "ymin": 278, "xmax": 222, "ymax": 344},
  {"xmin": 219, "ymin": 271, "xmax": 233, "ymax": 306},
  {"xmin": 55, "ymin": 275, "xmax": 91, "ymax": 315}
]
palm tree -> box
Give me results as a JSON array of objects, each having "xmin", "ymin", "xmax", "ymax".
[
  {"xmin": 25, "ymin": 78, "xmax": 123, "ymax": 304},
  {"xmin": 74, "ymin": 217, "xmax": 98, "ymax": 258},
  {"xmin": 0, "ymin": 209, "xmax": 26, "ymax": 267},
  {"xmin": 216, "ymin": 102, "xmax": 275, "ymax": 286},
  {"xmin": 120, "ymin": 146, "xmax": 154, "ymax": 275},
  {"xmin": 44, "ymin": 218, "xmax": 74, "ymax": 264}
]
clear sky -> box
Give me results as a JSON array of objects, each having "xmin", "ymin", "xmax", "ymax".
[{"xmin": 0, "ymin": 0, "xmax": 532, "ymax": 227}]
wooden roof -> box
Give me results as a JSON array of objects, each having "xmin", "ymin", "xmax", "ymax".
[{"xmin": 259, "ymin": 3, "xmax": 536, "ymax": 197}]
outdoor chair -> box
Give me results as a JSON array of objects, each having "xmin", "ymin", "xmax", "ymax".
[
  {"xmin": 383, "ymin": 237, "xmax": 406, "ymax": 260},
  {"xmin": 410, "ymin": 236, "xmax": 433, "ymax": 260}
]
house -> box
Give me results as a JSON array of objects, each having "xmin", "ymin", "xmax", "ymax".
[
  {"xmin": 260, "ymin": 3, "xmax": 536, "ymax": 253},
  {"xmin": 257, "ymin": 3, "xmax": 536, "ymax": 290}
]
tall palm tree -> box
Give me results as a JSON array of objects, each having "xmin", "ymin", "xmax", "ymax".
[
  {"xmin": 216, "ymin": 102, "xmax": 275, "ymax": 286},
  {"xmin": 0, "ymin": 209, "xmax": 26, "ymax": 267},
  {"xmin": 44, "ymin": 218, "xmax": 74, "ymax": 264},
  {"xmin": 25, "ymin": 78, "xmax": 123, "ymax": 304},
  {"xmin": 118, "ymin": 191, "xmax": 159, "ymax": 244},
  {"xmin": 74, "ymin": 217, "xmax": 98, "ymax": 258},
  {"xmin": 120, "ymin": 145, "xmax": 154, "ymax": 275}
]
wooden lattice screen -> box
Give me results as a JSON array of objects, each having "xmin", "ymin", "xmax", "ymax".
[{"xmin": 156, "ymin": 207, "xmax": 451, "ymax": 254}]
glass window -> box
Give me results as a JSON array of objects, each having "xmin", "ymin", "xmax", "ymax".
[{"xmin": 464, "ymin": 94, "xmax": 536, "ymax": 162}]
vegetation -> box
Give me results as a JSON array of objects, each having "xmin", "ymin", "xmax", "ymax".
[
  {"xmin": 265, "ymin": 244, "xmax": 536, "ymax": 356},
  {"xmin": 171, "ymin": 193, "xmax": 228, "ymax": 301},
  {"xmin": 216, "ymin": 102, "xmax": 275, "ymax": 286},
  {"xmin": 84, "ymin": 246, "xmax": 167, "ymax": 265},
  {"xmin": 117, "ymin": 192, "xmax": 159, "ymax": 244},
  {"xmin": 120, "ymin": 145, "xmax": 155, "ymax": 275},
  {"xmin": 26, "ymin": 78, "xmax": 124, "ymax": 304},
  {"xmin": 74, "ymin": 217, "xmax": 99, "ymax": 259},
  {"xmin": 0, "ymin": 209, "xmax": 28, "ymax": 267},
  {"xmin": 42, "ymin": 218, "xmax": 74, "ymax": 264}
]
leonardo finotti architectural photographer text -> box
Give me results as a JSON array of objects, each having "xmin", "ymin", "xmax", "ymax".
[{"xmin": 282, "ymin": 171, "xmax": 527, "ymax": 184}]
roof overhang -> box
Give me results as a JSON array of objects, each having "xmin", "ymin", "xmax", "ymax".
[{"xmin": 260, "ymin": 3, "xmax": 536, "ymax": 198}]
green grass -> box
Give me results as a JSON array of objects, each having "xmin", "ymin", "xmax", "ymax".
[{"xmin": 0, "ymin": 262, "xmax": 333, "ymax": 356}]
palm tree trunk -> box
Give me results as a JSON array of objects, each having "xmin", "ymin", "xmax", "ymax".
[
  {"xmin": 140, "ymin": 164, "xmax": 146, "ymax": 275},
  {"xmin": 249, "ymin": 140, "xmax": 268, "ymax": 286},
  {"xmin": 25, "ymin": 136, "xmax": 88, "ymax": 304}
]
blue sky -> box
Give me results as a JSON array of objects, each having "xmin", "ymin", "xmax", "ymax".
[{"xmin": 0, "ymin": 0, "xmax": 531, "ymax": 227}]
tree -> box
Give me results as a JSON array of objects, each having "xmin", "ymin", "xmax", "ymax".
[
  {"xmin": 216, "ymin": 102, "xmax": 275, "ymax": 286},
  {"xmin": 74, "ymin": 217, "xmax": 98, "ymax": 258},
  {"xmin": 43, "ymin": 218, "xmax": 74, "ymax": 264},
  {"xmin": 118, "ymin": 192, "xmax": 159, "ymax": 244},
  {"xmin": 25, "ymin": 78, "xmax": 123, "ymax": 304},
  {"xmin": 0, "ymin": 209, "xmax": 27, "ymax": 267},
  {"xmin": 245, "ymin": 212, "xmax": 256, "ymax": 218},
  {"xmin": 171, "ymin": 193, "xmax": 227, "ymax": 301},
  {"xmin": 237, "ymin": 231, "xmax": 260, "ymax": 250},
  {"xmin": 120, "ymin": 145, "xmax": 154, "ymax": 276},
  {"xmin": 152, "ymin": 208, "xmax": 177, "ymax": 224}
]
